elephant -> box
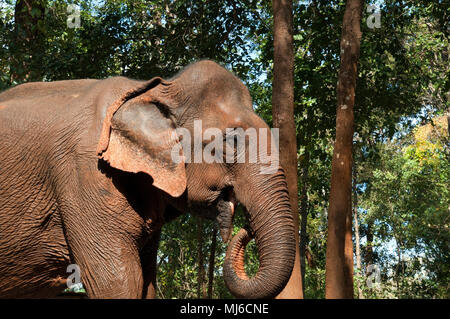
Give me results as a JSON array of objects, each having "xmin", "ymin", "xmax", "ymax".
[{"xmin": 0, "ymin": 60, "xmax": 295, "ymax": 299}]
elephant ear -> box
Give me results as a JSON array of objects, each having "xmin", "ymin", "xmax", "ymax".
[{"xmin": 96, "ymin": 78, "xmax": 186, "ymax": 197}]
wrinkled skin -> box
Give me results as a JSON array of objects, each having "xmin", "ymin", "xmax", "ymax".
[{"xmin": 0, "ymin": 60, "xmax": 295, "ymax": 298}]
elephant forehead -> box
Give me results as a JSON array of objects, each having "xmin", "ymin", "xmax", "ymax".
[{"xmin": 214, "ymin": 102, "xmax": 268, "ymax": 130}]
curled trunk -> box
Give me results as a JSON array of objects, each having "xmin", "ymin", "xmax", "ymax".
[{"xmin": 223, "ymin": 169, "xmax": 296, "ymax": 299}]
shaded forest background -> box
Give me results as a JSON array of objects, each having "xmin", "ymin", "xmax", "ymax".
[{"xmin": 0, "ymin": 0, "xmax": 448, "ymax": 298}]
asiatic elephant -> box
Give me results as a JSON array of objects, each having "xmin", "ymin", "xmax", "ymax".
[{"xmin": 0, "ymin": 60, "xmax": 295, "ymax": 298}]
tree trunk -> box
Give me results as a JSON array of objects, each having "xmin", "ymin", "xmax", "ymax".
[
  {"xmin": 207, "ymin": 224, "xmax": 218, "ymax": 299},
  {"xmin": 365, "ymin": 223, "xmax": 374, "ymax": 269},
  {"xmin": 272, "ymin": 0, "xmax": 303, "ymax": 299},
  {"xmin": 196, "ymin": 218, "xmax": 206, "ymax": 298},
  {"xmin": 325, "ymin": 0, "xmax": 363, "ymax": 299},
  {"xmin": 447, "ymin": 104, "xmax": 450, "ymax": 137},
  {"xmin": 344, "ymin": 199, "xmax": 354, "ymax": 298},
  {"xmin": 299, "ymin": 152, "xmax": 309, "ymax": 296},
  {"xmin": 353, "ymin": 163, "xmax": 364, "ymax": 299}
]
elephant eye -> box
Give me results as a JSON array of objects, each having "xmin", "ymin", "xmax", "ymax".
[{"xmin": 224, "ymin": 128, "xmax": 239, "ymax": 143}]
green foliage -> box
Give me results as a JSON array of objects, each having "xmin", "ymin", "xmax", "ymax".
[
  {"xmin": 0, "ymin": 0, "xmax": 260, "ymax": 87},
  {"xmin": 358, "ymin": 117, "xmax": 449, "ymax": 298}
]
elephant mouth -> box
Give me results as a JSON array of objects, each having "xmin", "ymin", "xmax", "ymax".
[{"xmin": 216, "ymin": 187, "xmax": 239, "ymax": 242}]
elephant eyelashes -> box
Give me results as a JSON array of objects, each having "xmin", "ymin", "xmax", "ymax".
[
  {"xmin": 224, "ymin": 128, "xmax": 239, "ymax": 145},
  {"xmin": 222, "ymin": 129, "xmax": 239, "ymax": 164}
]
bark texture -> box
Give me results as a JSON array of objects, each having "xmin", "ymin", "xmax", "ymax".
[
  {"xmin": 272, "ymin": 0, "xmax": 303, "ymax": 299},
  {"xmin": 325, "ymin": 0, "xmax": 363, "ymax": 299}
]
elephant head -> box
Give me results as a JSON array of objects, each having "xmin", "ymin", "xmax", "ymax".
[{"xmin": 96, "ymin": 60, "xmax": 296, "ymax": 299}]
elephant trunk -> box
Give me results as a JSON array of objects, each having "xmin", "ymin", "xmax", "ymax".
[{"xmin": 223, "ymin": 168, "xmax": 296, "ymax": 299}]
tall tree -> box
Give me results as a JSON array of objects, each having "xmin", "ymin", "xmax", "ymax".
[
  {"xmin": 353, "ymin": 162, "xmax": 363, "ymax": 299},
  {"xmin": 272, "ymin": 0, "xmax": 303, "ymax": 298},
  {"xmin": 207, "ymin": 225, "xmax": 218, "ymax": 298},
  {"xmin": 325, "ymin": 0, "xmax": 363, "ymax": 299},
  {"xmin": 196, "ymin": 218, "xmax": 206, "ymax": 298},
  {"xmin": 298, "ymin": 152, "xmax": 309, "ymax": 295}
]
